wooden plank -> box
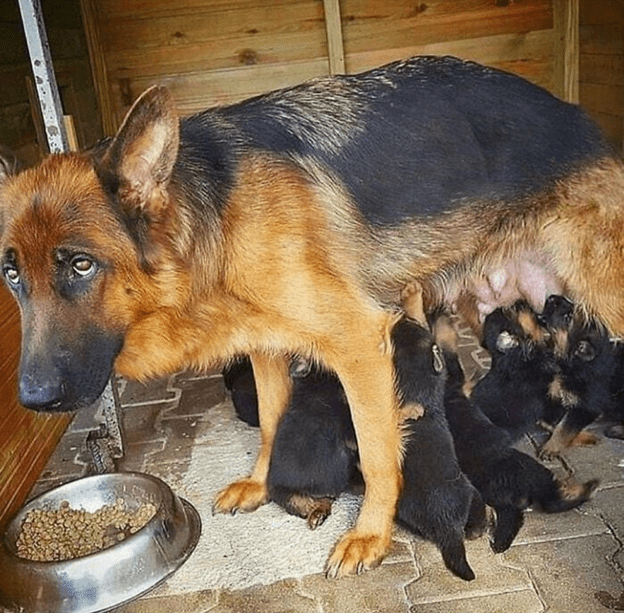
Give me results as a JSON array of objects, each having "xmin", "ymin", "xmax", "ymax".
[
  {"xmin": 553, "ymin": 0, "xmax": 579, "ymax": 103},
  {"xmin": 98, "ymin": 0, "xmax": 310, "ymax": 21},
  {"xmin": 323, "ymin": 0, "xmax": 346, "ymax": 74},
  {"xmin": 579, "ymin": 82, "xmax": 624, "ymax": 116},
  {"xmin": 80, "ymin": 0, "xmax": 117, "ymax": 135},
  {"xmin": 106, "ymin": 30, "xmax": 328, "ymax": 80},
  {"xmin": 580, "ymin": 24, "xmax": 624, "ymax": 55},
  {"xmin": 114, "ymin": 58, "xmax": 329, "ymax": 118},
  {"xmin": 580, "ymin": 54, "xmax": 624, "ymax": 86},
  {"xmin": 0, "ymin": 289, "xmax": 70, "ymax": 529},
  {"xmin": 341, "ymin": 0, "xmax": 551, "ymax": 55},
  {"xmin": 580, "ymin": 0, "xmax": 624, "ymax": 27},
  {"xmin": 98, "ymin": 2, "xmax": 324, "ymax": 53}
]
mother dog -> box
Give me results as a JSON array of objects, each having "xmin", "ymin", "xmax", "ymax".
[{"xmin": 1, "ymin": 56, "xmax": 623, "ymax": 577}]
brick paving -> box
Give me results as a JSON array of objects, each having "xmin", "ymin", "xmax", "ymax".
[{"xmin": 14, "ymin": 325, "xmax": 624, "ymax": 613}]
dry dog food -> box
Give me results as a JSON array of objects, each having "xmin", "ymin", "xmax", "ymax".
[{"xmin": 15, "ymin": 498, "xmax": 157, "ymax": 561}]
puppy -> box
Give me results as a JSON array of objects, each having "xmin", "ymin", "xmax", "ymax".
[
  {"xmin": 435, "ymin": 314, "xmax": 598, "ymax": 553},
  {"xmin": 392, "ymin": 311, "xmax": 485, "ymax": 581},
  {"xmin": 222, "ymin": 357, "xmax": 260, "ymax": 427},
  {"xmin": 471, "ymin": 302, "xmax": 556, "ymax": 440},
  {"xmin": 539, "ymin": 300, "xmax": 618, "ymax": 458},
  {"xmin": 267, "ymin": 360, "xmax": 361, "ymax": 530}
]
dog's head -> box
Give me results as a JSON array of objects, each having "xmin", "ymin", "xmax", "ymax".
[{"xmin": 0, "ymin": 87, "xmax": 187, "ymax": 412}]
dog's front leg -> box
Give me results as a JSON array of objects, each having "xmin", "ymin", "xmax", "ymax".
[
  {"xmin": 325, "ymin": 334, "xmax": 403, "ymax": 578},
  {"xmin": 213, "ymin": 353, "xmax": 292, "ymax": 513}
]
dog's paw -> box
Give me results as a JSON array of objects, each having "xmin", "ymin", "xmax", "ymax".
[
  {"xmin": 212, "ymin": 478, "xmax": 268, "ymax": 515},
  {"xmin": 324, "ymin": 529, "xmax": 390, "ymax": 578},
  {"xmin": 307, "ymin": 498, "xmax": 333, "ymax": 530},
  {"xmin": 538, "ymin": 438, "xmax": 564, "ymax": 461},
  {"xmin": 401, "ymin": 282, "xmax": 426, "ymax": 324}
]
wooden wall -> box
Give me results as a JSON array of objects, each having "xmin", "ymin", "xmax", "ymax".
[
  {"xmin": 0, "ymin": 287, "xmax": 70, "ymax": 529},
  {"xmin": 579, "ymin": 0, "xmax": 624, "ymax": 150},
  {"xmin": 83, "ymin": 0, "xmax": 558, "ymax": 134}
]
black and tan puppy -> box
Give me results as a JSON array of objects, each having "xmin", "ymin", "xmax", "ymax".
[
  {"xmin": 267, "ymin": 361, "xmax": 361, "ymax": 531},
  {"xmin": 435, "ymin": 314, "xmax": 598, "ymax": 553},
  {"xmin": 538, "ymin": 298, "xmax": 618, "ymax": 458},
  {"xmin": 471, "ymin": 302, "xmax": 556, "ymax": 440},
  {"xmin": 392, "ymin": 293, "xmax": 485, "ymax": 582}
]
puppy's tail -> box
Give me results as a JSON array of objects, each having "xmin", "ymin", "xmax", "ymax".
[{"xmin": 439, "ymin": 533, "xmax": 475, "ymax": 581}]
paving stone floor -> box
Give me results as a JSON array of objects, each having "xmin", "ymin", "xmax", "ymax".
[{"xmin": 14, "ymin": 324, "xmax": 624, "ymax": 612}]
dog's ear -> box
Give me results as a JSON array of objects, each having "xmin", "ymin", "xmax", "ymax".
[{"xmin": 100, "ymin": 86, "xmax": 179, "ymax": 218}]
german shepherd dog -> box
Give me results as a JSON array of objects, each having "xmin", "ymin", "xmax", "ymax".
[
  {"xmin": 2, "ymin": 55, "xmax": 624, "ymax": 576},
  {"xmin": 538, "ymin": 297, "xmax": 618, "ymax": 458},
  {"xmin": 471, "ymin": 301, "xmax": 557, "ymax": 441}
]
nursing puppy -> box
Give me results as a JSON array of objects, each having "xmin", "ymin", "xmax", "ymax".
[
  {"xmin": 539, "ymin": 297, "xmax": 618, "ymax": 458},
  {"xmin": 267, "ymin": 361, "xmax": 361, "ymax": 531},
  {"xmin": 471, "ymin": 302, "xmax": 556, "ymax": 440},
  {"xmin": 435, "ymin": 314, "xmax": 598, "ymax": 553}
]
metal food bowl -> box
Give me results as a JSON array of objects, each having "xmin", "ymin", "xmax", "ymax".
[{"xmin": 0, "ymin": 472, "xmax": 201, "ymax": 613}]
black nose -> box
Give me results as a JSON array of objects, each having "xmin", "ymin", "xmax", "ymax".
[{"xmin": 19, "ymin": 372, "xmax": 66, "ymax": 411}]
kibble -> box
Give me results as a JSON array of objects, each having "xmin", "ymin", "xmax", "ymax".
[{"xmin": 15, "ymin": 498, "xmax": 157, "ymax": 561}]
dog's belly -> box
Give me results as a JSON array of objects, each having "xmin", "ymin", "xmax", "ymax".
[{"xmin": 467, "ymin": 256, "xmax": 563, "ymax": 318}]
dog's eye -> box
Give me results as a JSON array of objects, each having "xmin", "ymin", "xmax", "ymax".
[
  {"xmin": 3, "ymin": 265, "xmax": 20, "ymax": 285},
  {"xmin": 71, "ymin": 256, "xmax": 96, "ymax": 278}
]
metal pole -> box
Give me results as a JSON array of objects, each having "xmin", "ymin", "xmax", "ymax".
[{"xmin": 17, "ymin": 0, "xmax": 69, "ymax": 153}]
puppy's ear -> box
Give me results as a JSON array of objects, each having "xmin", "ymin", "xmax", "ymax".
[
  {"xmin": 496, "ymin": 330, "xmax": 519, "ymax": 353},
  {"xmin": 100, "ymin": 86, "xmax": 179, "ymax": 218}
]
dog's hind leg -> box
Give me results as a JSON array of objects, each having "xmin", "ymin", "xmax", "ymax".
[
  {"xmin": 539, "ymin": 405, "xmax": 599, "ymax": 460},
  {"xmin": 490, "ymin": 506, "xmax": 524, "ymax": 553},
  {"xmin": 439, "ymin": 531, "xmax": 476, "ymax": 581},
  {"xmin": 213, "ymin": 353, "xmax": 292, "ymax": 513}
]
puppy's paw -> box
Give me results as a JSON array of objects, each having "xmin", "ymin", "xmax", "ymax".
[
  {"xmin": 401, "ymin": 282, "xmax": 426, "ymax": 325},
  {"xmin": 538, "ymin": 438, "xmax": 565, "ymax": 461},
  {"xmin": 212, "ymin": 478, "xmax": 268, "ymax": 515},
  {"xmin": 325, "ymin": 529, "xmax": 390, "ymax": 578},
  {"xmin": 307, "ymin": 498, "xmax": 333, "ymax": 530}
]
